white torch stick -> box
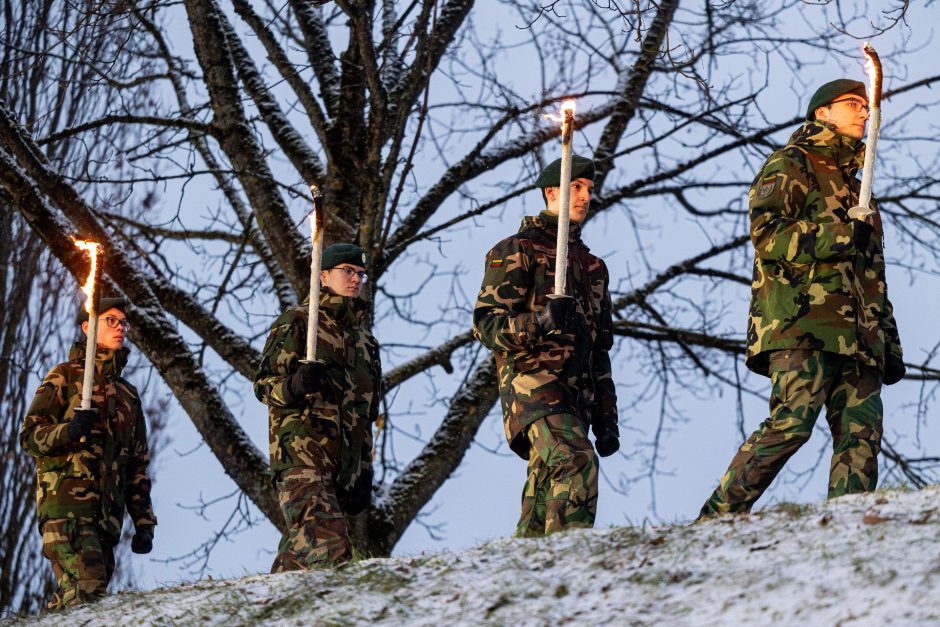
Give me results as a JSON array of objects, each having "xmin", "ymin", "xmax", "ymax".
[
  {"xmin": 74, "ymin": 240, "xmax": 101, "ymax": 410},
  {"xmin": 858, "ymin": 42, "xmax": 883, "ymax": 210},
  {"xmin": 543, "ymin": 100, "xmax": 576, "ymax": 295},
  {"xmin": 305, "ymin": 185, "xmax": 325, "ymax": 361}
]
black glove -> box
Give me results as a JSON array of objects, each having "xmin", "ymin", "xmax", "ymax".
[
  {"xmin": 883, "ymin": 354, "xmax": 906, "ymax": 386},
  {"xmin": 853, "ymin": 219, "xmax": 873, "ymax": 251},
  {"xmin": 131, "ymin": 527, "xmax": 154, "ymax": 554},
  {"xmin": 592, "ymin": 421, "xmax": 620, "ymax": 458},
  {"xmin": 284, "ymin": 360, "xmax": 329, "ymax": 405},
  {"xmin": 535, "ymin": 295, "xmax": 577, "ymax": 335},
  {"xmin": 67, "ymin": 408, "xmax": 98, "ymax": 442},
  {"xmin": 339, "ymin": 468, "xmax": 373, "ymax": 516}
]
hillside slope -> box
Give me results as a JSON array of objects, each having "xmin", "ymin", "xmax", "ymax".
[{"xmin": 9, "ymin": 486, "xmax": 940, "ymax": 626}]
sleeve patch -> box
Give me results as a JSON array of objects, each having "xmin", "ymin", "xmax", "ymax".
[
  {"xmin": 489, "ymin": 259, "xmax": 504, "ymax": 268},
  {"xmin": 756, "ymin": 175, "xmax": 777, "ymax": 199}
]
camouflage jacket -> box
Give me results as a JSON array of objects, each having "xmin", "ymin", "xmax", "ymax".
[
  {"xmin": 19, "ymin": 343, "xmax": 156, "ymax": 539},
  {"xmin": 745, "ymin": 120, "xmax": 903, "ymax": 376},
  {"xmin": 473, "ymin": 211, "xmax": 618, "ymax": 459},
  {"xmin": 254, "ymin": 288, "xmax": 381, "ymax": 491}
]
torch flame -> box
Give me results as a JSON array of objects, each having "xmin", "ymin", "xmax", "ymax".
[
  {"xmin": 73, "ymin": 239, "xmax": 100, "ymax": 313},
  {"xmin": 543, "ymin": 100, "xmax": 576, "ymax": 136},
  {"xmin": 861, "ymin": 42, "xmax": 882, "ymax": 108}
]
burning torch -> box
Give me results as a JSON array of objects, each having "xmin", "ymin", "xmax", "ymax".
[
  {"xmin": 305, "ymin": 185, "xmax": 325, "ymax": 361},
  {"xmin": 543, "ymin": 100, "xmax": 576, "ymax": 295},
  {"xmin": 74, "ymin": 239, "xmax": 101, "ymax": 410},
  {"xmin": 858, "ymin": 42, "xmax": 883, "ymax": 211}
]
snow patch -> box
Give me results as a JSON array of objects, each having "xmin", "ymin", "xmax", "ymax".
[{"xmin": 12, "ymin": 486, "xmax": 940, "ymax": 625}]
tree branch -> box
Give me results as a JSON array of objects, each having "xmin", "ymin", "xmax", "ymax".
[
  {"xmin": 184, "ymin": 0, "xmax": 310, "ymax": 297},
  {"xmin": 221, "ymin": 6, "xmax": 326, "ymax": 185},
  {"xmin": 371, "ymin": 353, "xmax": 498, "ymax": 554},
  {"xmin": 38, "ymin": 114, "xmax": 213, "ymax": 146},
  {"xmin": 230, "ymin": 0, "xmax": 331, "ymax": 154},
  {"xmin": 130, "ymin": 0, "xmax": 295, "ymax": 309},
  {"xmin": 289, "ymin": 0, "xmax": 342, "ymax": 119},
  {"xmin": 383, "ymin": 330, "xmax": 474, "ymax": 391},
  {"xmin": 383, "ymin": 103, "xmax": 614, "ymax": 271},
  {"xmin": 612, "ymin": 235, "xmax": 750, "ymax": 314},
  {"xmin": 613, "ymin": 319, "xmax": 745, "ymax": 355}
]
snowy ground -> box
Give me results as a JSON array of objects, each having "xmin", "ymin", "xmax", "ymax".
[{"xmin": 8, "ymin": 486, "xmax": 940, "ymax": 626}]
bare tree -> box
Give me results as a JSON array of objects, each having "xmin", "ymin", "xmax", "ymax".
[
  {"xmin": 1, "ymin": 0, "xmax": 939, "ymax": 581},
  {"xmin": 0, "ymin": 1, "xmax": 169, "ymax": 614},
  {"xmin": 0, "ymin": 213, "xmax": 61, "ymax": 615}
]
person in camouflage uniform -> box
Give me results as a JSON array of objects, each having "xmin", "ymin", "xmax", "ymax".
[
  {"xmin": 19, "ymin": 297, "xmax": 156, "ymax": 610},
  {"xmin": 473, "ymin": 155, "xmax": 620, "ymax": 537},
  {"xmin": 254, "ymin": 243, "xmax": 381, "ymax": 571},
  {"xmin": 698, "ymin": 79, "xmax": 905, "ymax": 519}
]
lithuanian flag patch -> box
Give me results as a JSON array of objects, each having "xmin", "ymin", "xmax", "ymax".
[
  {"xmin": 489, "ymin": 258, "xmax": 504, "ymax": 268},
  {"xmin": 756, "ymin": 174, "xmax": 777, "ymax": 199}
]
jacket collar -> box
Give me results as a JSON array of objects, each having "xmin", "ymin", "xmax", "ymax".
[
  {"xmin": 303, "ymin": 287, "xmax": 366, "ymax": 327},
  {"xmin": 69, "ymin": 341, "xmax": 130, "ymax": 378},
  {"xmin": 519, "ymin": 210, "xmax": 584, "ymax": 243},
  {"xmin": 788, "ymin": 120, "xmax": 865, "ymax": 171}
]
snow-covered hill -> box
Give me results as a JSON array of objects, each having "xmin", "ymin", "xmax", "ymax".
[{"xmin": 9, "ymin": 486, "xmax": 940, "ymax": 626}]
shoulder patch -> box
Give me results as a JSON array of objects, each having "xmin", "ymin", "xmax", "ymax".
[
  {"xmin": 489, "ymin": 259, "xmax": 504, "ymax": 268},
  {"xmin": 756, "ymin": 174, "xmax": 777, "ymax": 199}
]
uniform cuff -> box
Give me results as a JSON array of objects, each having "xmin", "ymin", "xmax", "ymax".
[{"xmin": 50, "ymin": 423, "xmax": 76, "ymax": 452}]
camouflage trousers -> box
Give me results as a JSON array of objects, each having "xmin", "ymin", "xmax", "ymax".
[
  {"xmin": 41, "ymin": 518, "xmax": 116, "ymax": 610},
  {"xmin": 515, "ymin": 413, "xmax": 599, "ymax": 537},
  {"xmin": 271, "ymin": 466, "xmax": 351, "ymax": 573},
  {"xmin": 700, "ymin": 350, "xmax": 883, "ymax": 518}
]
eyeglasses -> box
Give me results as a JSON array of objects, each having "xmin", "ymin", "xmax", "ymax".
[
  {"xmin": 829, "ymin": 98, "xmax": 868, "ymax": 113},
  {"xmin": 331, "ymin": 267, "xmax": 368, "ymax": 283},
  {"xmin": 102, "ymin": 316, "xmax": 130, "ymax": 331}
]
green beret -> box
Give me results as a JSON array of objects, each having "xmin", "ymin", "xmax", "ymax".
[
  {"xmin": 534, "ymin": 154, "xmax": 596, "ymax": 188},
  {"xmin": 76, "ymin": 297, "xmax": 128, "ymax": 323},
  {"xmin": 806, "ymin": 79, "xmax": 867, "ymax": 120},
  {"xmin": 322, "ymin": 243, "xmax": 367, "ymax": 269}
]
